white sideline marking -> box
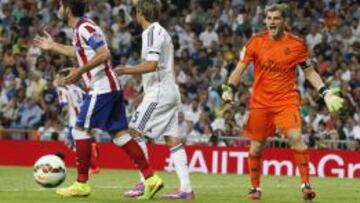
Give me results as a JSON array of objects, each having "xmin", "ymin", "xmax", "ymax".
[
  {"xmin": 0, "ymin": 187, "xmax": 49, "ymax": 192},
  {"xmin": 94, "ymin": 184, "xmax": 244, "ymax": 190},
  {"xmin": 0, "ymin": 184, "xmax": 245, "ymax": 192}
]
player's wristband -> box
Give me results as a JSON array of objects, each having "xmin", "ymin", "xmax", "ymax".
[
  {"xmin": 227, "ymin": 84, "xmax": 236, "ymax": 93},
  {"xmin": 79, "ymin": 67, "xmax": 87, "ymax": 74},
  {"xmin": 318, "ymin": 86, "xmax": 329, "ymax": 98}
]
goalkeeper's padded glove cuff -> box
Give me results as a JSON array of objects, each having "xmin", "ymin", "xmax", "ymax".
[{"xmin": 318, "ymin": 86, "xmax": 329, "ymax": 98}]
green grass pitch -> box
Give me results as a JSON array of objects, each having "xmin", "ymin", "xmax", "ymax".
[{"xmin": 0, "ymin": 166, "xmax": 359, "ymax": 203}]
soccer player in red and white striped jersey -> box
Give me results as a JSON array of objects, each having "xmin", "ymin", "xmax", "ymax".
[{"xmin": 34, "ymin": 0, "xmax": 162, "ymax": 199}]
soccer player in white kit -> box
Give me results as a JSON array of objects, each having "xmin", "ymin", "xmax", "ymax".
[
  {"xmin": 56, "ymin": 77, "xmax": 99, "ymax": 174},
  {"xmin": 115, "ymin": 0, "xmax": 194, "ymax": 200},
  {"xmin": 34, "ymin": 0, "xmax": 162, "ymax": 199}
]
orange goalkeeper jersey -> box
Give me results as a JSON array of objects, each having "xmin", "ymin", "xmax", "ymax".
[{"xmin": 239, "ymin": 31, "xmax": 309, "ymax": 109}]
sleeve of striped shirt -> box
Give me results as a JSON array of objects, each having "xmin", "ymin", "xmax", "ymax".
[
  {"xmin": 79, "ymin": 24, "xmax": 106, "ymax": 50},
  {"xmin": 146, "ymin": 27, "xmax": 163, "ymax": 61}
]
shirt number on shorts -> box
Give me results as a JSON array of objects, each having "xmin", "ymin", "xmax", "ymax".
[{"xmin": 132, "ymin": 111, "xmax": 140, "ymax": 123}]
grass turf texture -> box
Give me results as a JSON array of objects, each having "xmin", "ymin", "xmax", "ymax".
[{"xmin": 0, "ymin": 166, "xmax": 359, "ymax": 203}]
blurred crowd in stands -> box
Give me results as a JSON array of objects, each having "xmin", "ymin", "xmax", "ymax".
[{"xmin": 0, "ymin": 0, "xmax": 359, "ymax": 150}]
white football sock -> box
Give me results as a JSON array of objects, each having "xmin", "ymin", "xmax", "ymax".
[{"xmin": 170, "ymin": 144, "xmax": 192, "ymax": 192}]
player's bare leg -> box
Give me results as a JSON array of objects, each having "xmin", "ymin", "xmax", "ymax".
[
  {"xmin": 287, "ymin": 129, "xmax": 316, "ymax": 200},
  {"xmin": 247, "ymin": 140, "xmax": 266, "ymax": 200},
  {"xmin": 161, "ymin": 136, "xmax": 194, "ymax": 200}
]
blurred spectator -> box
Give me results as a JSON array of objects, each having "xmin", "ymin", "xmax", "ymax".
[
  {"xmin": 184, "ymin": 97, "xmax": 202, "ymax": 124},
  {"xmin": 199, "ymin": 23, "xmax": 219, "ymax": 48},
  {"xmin": 12, "ymin": 97, "xmax": 42, "ymax": 129},
  {"xmin": 178, "ymin": 111, "xmax": 188, "ymax": 139},
  {"xmin": 306, "ymin": 24, "xmax": 323, "ymax": 50},
  {"xmin": 39, "ymin": 118, "xmax": 64, "ymax": 142},
  {"xmin": 26, "ymin": 71, "xmax": 47, "ymax": 101}
]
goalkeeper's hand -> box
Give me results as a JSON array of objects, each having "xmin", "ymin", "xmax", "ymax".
[
  {"xmin": 321, "ymin": 87, "xmax": 344, "ymax": 112},
  {"xmin": 221, "ymin": 84, "xmax": 235, "ymax": 103}
]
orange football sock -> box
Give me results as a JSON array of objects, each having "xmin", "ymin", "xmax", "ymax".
[
  {"xmin": 248, "ymin": 154, "xmax": 262, "ymax": 188},
  {"xmin": 293, "ymin": 149, "xmax": 310, "ymax": 184}
]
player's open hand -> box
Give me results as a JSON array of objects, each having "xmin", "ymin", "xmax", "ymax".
[
  {"xmin": 63, "ymin": 68, "xmax": 82, "ymax": 85},
  {"xmin": 57, "ymin": 68, "xmax": 71, "ymax": 86},
  {"xmin": 323, "ymin": 88, "xmax": 344, "ymax": 112},
  {"xmin": 33, "ymin": 30, "xmax": 54, "ymax": 50}
]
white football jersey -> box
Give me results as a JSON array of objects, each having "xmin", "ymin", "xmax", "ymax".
[
  {"xmin": 57, "ymin": 85, "xmax": 84, "ymax": 127},
  {"xmin": 72, "ymin": 17, "xmax": 120, "ymax": 94},
  {"xmin": 141, "ymin": 22, "xmax": 180, "ymax": 101}
]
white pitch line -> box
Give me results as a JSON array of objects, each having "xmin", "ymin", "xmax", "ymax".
[
  {"xmin": 0, "ymin": 187, "xmax": 49, "ymax": 192},
  {"xmin": 93, "ymin": 185, "xmax": 243, "ymax": 190},
  {"xmin": 0, "ymin": 180, "xmax": 290, "ymax": 192},
  {"xmin": 0, "ymin": 184, "xmax": 247, "ymax": 192}
]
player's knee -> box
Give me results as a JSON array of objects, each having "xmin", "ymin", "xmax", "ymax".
[
  {"xmin": 291, "ymin": 139, "xmax": 306, "ymax": 150},
  {"xmin": 249, "ymin": 147, "xmax": 262, "ymax": 157},
  {"xmin": 249, "ymin": 140, "xmax": 265, "ymax": 157},
  {"xmin": 128, "ymin": 128, "xmax": 142, "ymax": 138},
  {"xmin": 72, "ymin": 128, "xmax": 90, "ymax": 140},
  {"xmin": 165, "ymin": 136, "xmax": 181, "ymax": 147},
  {"xmin": 288, "ymin": 132, "xmax": 306, "ymax": 150}
]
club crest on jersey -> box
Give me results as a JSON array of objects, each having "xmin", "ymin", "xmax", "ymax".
[
  {"xmin": 92, "ymin": 32, "xmax": 104, "ymax": 42},
  {"xmin": 284, "ymin": 47, "xmax": 291, "ymax": 55}
]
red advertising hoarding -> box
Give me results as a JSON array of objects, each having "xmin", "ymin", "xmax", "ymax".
[{"xmin": 0, "ymin": 140, "xmax": 359, "ymax": 178}]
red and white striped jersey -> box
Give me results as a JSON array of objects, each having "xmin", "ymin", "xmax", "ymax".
[
  {"xmin": 72, "ymin": 17, "xmax": 120, "ymax": 94},
  {"xmin": 57, "ymin": 85, "xmax": 84, "ymax": 127}
]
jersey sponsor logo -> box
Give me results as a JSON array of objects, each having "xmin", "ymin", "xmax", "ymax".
[
  {"xmin": 261, "ymin": 59, "xmax": 292, "ymax": 74},
  {"xmin": 260, "ymin": 45, "xmax": 269, "ymax": 52}
]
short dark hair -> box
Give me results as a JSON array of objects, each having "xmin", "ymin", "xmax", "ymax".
[
  {"xmin": 137, "ymin": 0, "xmax": 161, "ymax": 22},
  {"xmin": 265, "ymin": 3, "xmax": 288, "ymax": 18},
  {"xmin": 61, "ymin": 0, "xmax": 86, "ymax": 17}
]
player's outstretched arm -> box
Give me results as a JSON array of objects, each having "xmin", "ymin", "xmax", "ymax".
[
  {"xmin": 33, "ymin": 31, "xmax": 74, "ymax": 57},
  {"xmin": 222, "ymin": 61, "xmax": 248, "ymax": 102},
  {"xmin": 304, "ymin": 66, "xmax": 344, "ymax": 112},
  {"xmin": 63, "ymin": 45, "xmax": 111, "ymax": 85},
  {"xmin": 114, "ymin": 61, "xmax": 157, "ymax": 75}
]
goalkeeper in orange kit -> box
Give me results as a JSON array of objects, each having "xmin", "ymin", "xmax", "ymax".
[{"xmin": 222, "ymin": 4, "xmax": 343, "ymax": 201}]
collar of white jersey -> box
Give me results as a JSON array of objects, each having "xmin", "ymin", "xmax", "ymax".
[{"xmin": 144, "ymin": 22, "xmax": 160, "ymax": 33}]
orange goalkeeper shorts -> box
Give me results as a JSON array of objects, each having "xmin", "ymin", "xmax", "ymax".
[{"xmin": 243, "ymin": 105, "xmax": 301, "ymax": 142}]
